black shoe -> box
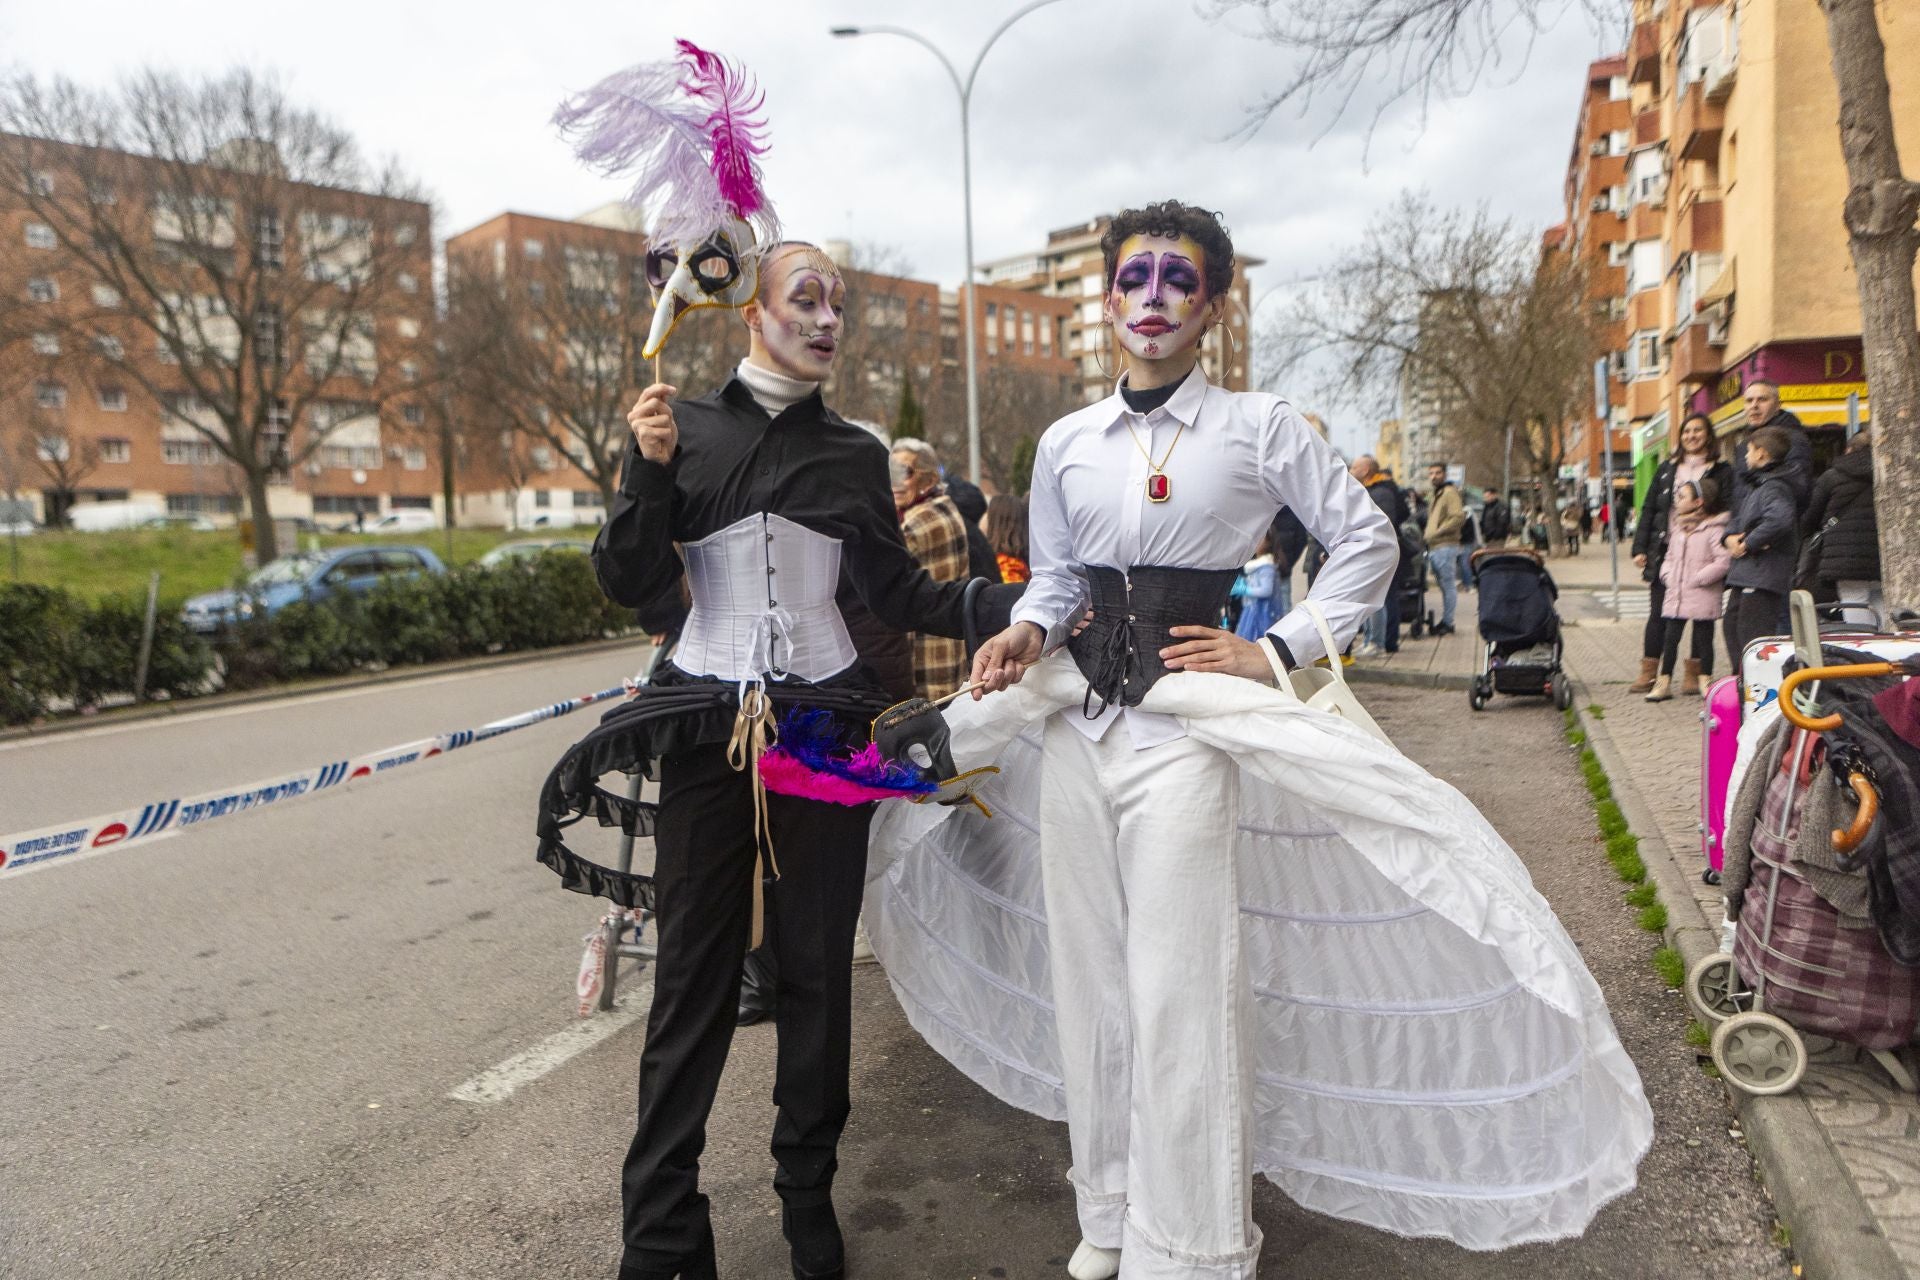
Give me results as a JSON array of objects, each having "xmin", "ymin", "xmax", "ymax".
[
  {"xmin": 620, "ymin": 1220, "xmax": 718, "ymax": 1280},
  {"xmin": 1703, "ymin": 867, "xmax": 1722, "ymax": 886},
  {"xmin": 782, "ymin": 1201, "xmax": 846, "ymax": 1280},
  {"xmin": 1434, "ymin": 622, "xmax": 1456, "ymax": 637},
  {"xmin": 737, "ymin": 947, "xmax": 777, "ymax": 1027}
]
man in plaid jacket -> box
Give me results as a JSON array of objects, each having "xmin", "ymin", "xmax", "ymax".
[{"xmin": 890, "ymin": 438, "xmax": 972, "ymax": 700}]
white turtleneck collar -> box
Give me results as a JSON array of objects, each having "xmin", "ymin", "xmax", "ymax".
[{"xmin": 736, "ymin": 359, "xmax": 820, "ymax": 417}]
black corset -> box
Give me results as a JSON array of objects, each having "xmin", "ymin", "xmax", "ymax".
[{"xmin": 1067, "ymin": 565, "xmax": 1241, "ymax": 716}]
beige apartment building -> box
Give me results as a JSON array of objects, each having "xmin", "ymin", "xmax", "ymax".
[
  {"xmin": 0, "ymin": 133, "xmax": 435, "ymax": 529},
  {"xmin": 1590, "ymin": 0, "xmax": 1920, "ymax": 497},
  {"xmin": 980, "ymin": 214, "xmax": 1260, "ymax": 403}
]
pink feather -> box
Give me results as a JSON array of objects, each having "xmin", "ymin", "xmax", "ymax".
[
  {"xmin": 760, "ymin": 751, "xmax": 917, "ymax": 806},
  {"xmin": 674, "ymin": 39, "xmax": 772, "ymax": 220}
]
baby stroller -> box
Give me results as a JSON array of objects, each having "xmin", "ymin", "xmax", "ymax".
[
  {"xmin": 1467, "ymin": 547, "xmax": 1570, "ymax": 711},
  {"xmin": 1687, "ymin": 643, "xmax": 1920, "ymax": 1096},
  {"xmin": 1395, "ymin": 518, "xmax": 1431, "ymax": 640}
]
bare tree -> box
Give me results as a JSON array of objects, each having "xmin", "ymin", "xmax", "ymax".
[
  {"xmin": 1214, "ymin": 0, "xmax": 1920, "ymax": 605},
  {"xmin": 12, "ymin": 396, "xmax": 102, "ymax": 526},
  {"xmin": 0, "ymin": 69, "xmax": 433, "ymax": 561},
  {"xmin": 1263, "ymin": 193, "xmax": 1598, "ymax": 552},
  {"xmin": 443, "ymin": 238, "xmax": 745, "ymax": 510},
  {"xmin": 829, "ymin": 243, "xmax": 935, "ymax": 429},
  {"xmin": 924, "ymin": 360, "xmax": 1081, "ymax": 494}
]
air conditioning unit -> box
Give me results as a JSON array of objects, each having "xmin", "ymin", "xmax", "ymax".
[
  {"xmin": 1589, "ymin": 140, "xmax": 1608, "ymax": 157},
  {"xmin": 1706, "ymin": 316, "xmax": 1730, "ymax": 347},
  {"xmin": 1590, "ymin": 197, "xmax": 1609, "ymax": 213}
]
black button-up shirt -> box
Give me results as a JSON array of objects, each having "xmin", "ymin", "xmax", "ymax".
[{"xmin": 592, "ymin": 377, "xmax": 971, "ymax": 676}]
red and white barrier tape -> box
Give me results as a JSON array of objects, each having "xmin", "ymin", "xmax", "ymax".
[{"xmin": 0, "ymin": 684, "xmax": 628, "ymax": 884}]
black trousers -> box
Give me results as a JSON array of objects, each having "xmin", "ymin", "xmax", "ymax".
[
  {"xmin": 1642, "ymin": 575, "xmax": 1667, "ymax": 660},
  {"xmin": 1723, "ymin": 588, "xmax": 1788, "ymax": 674},
  {"xmin": 1659, "ymin": 616, "xmax": 1717, "ymax": 676},
  {"xmin": 621, "ymin": 740, "xmax": 874, "ymax": 1271}
]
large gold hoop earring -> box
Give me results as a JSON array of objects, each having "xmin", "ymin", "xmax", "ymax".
[
  {"xmin": 1093, "ymin": 322, "xmax": 1118, "ymax": 381},
  {"xmin": 1220, "ymin": 320, "xmax": 1239, "ymax": 365}
]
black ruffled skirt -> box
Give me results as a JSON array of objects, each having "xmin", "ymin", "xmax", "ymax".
[{"xmin": 536, "ymin": 664, "xmax": 892, "ymax": 907}]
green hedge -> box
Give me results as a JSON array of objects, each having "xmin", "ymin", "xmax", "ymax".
[{"xmin": 0, "ymin": 551, "xmax": 634, "ymax": 725}]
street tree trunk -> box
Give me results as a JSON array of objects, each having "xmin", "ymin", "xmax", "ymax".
[
  {"xmin": 1819, "ymin": 0, "xmax": 1920, "ymax": 612},
  {"xmin": 246, "ymin": 469, "xmax": 278, "ymax": 564}
]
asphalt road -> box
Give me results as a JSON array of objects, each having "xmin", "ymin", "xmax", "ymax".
[{"xmin": 0, "ymin": 657, "xmax": 1793, "ymax": 1279}]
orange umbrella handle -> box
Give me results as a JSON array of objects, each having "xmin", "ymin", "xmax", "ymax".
[
  {"xmin": 1833, "ymin": 772, "xmax": 1880, "ymax": 856},
  {"xmin": 1777, "ymin": 662, "xmax": 1900, "ymax": 733}
]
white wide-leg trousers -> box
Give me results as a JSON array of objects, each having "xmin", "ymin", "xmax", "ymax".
[{"xmin": 1039, "ymin": 715, "xmax": 1262, "ymax": 1279}]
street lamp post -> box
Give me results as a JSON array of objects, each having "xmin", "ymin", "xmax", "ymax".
[{"xmin": 832, "ymin": 0, "xmax": 1068, "ymax": 485}]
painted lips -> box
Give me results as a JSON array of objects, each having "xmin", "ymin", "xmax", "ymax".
[{"xmin": 1127, "ymin": 317, "xmax": 1178, "ymax": 336}]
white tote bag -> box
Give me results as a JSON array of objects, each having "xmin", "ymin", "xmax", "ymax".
[{"xmin": 1266, "ymin": 601, "xmax": 1394, "ymax": 747}]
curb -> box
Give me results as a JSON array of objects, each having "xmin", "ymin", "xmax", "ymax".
[
  {"xmin": 0, "ymin": 634, "xmax": 650, "ymax": 744},
  {"xmin": 1565, "ymin": 671, "xmax": 1907, "ymax": 1280},
  {"xmin": 1345, "ymin": 665, "xmax": 1473, "ymax": 691}
]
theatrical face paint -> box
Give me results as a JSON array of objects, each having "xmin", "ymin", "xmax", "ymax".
[
  {"xmin": 1106, "ymin": 233, "xmax": 1211, "ymax": 366},
  {"xmin": 754, "ymin": 244, "xmax": 845, "ymax": 381}
]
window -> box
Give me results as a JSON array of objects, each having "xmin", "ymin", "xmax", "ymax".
[
  {"xmin": 530, "ymin": 445, "xmax": 555, "ymax": 471},
  {"xmin": 1629, "ymin": 147, "xmax": 1667, "ymax": 205},
  {"xmin": 34, "ymin": 381, "xmax": 67, "ymax": 409},
  {"xmin": 528, "ymin": 281, "xmax": 546, "ymax": 304},
  {"xmin": 523, "ymin": 238, "xmax": 545, "ymax": 260},
  {"xmin": 1608, "ymin": 74, "xmax": 1629, "ymax": 101},
  {"xmin": 152, "ymin": 195, "xmax": 237, "ymax": 254},
  {"xmin": 158, "ymin": 292, "xmax": 240, "ymax": 365},
  {"xmin": 32, "ymin": 331, "xmax": 60, "ymax": 356},
  {"xmin": 534, "ymin": 488, "xmax": 552, "ymax": 507},
  {"xmin": 400, "ymin": 360, "xmax": 420, "ymax": 383},
  {"xmin": 28, "ymin": 277, "xmax": 57, "ymax": 303},
  {"xmin": 492, "ymin": 240, "xmax": 507, "ymax": 277},
  {"xmin": 985, "ymin": 330, "xmax": 998, "ymax": 356},
  {"xmin": 395, "ymin": 317, "xmax": 422, "ymax": 340},
  {"xmin": 1626, "ymin": 239, "xmax": 1664, "ymax": 295},
  {"xmin": 395, "ymin": 223, "xmax": 419, "ymax": 247},
  {"xmin": 98, "ymin": 387, "xmax": 128, "ymax": 413},
  {"xmin": 262, "ymin": 399, "xmax": 292, "ymax": 472},
  {"xmin": 30, "ymin": 170, "xmax": 53, "ymax": 196},
  {"xmin": 303, "ymin": 311, "xmax": 378, "ymax": 380},
  {"xmin": 1678, "ymin": 6, "xmax": 1731, "ymax": 88},
  {"xmin": 85, "ymin": 283, "xmax": 119, "ymax": 310},
  {"xmin": 528, "ymin": 322, "xmax": 548, "ymax": 343},
  {"xmin": 1606, "ymin": 240, "xmax": 1629, "ymax": 267},
  {"xmin": 167, "ymin": 493, "xmax": 240, "ymax": 515},
  {"xmin": 256, "ymin": 211, "xmax": 284, "ymax": 269},
  {"xmin": 403, "ymin": 446, "xmax": 427, "ymax": 471},
  {"xmin": 1608, "ymin": 130, "xmax": 1631, "ymax": 156},
  {"xmin": 1625, "ymin": 328, "xmax": 1664, "ymax": 381},
  {"xmin": 299, "ymin": 212, "xmax": 374, "ymax": 287},
  {"xmin": 985, "ymin": 302, "xmax": 997, "ymax": 320},
  {"xmin": 402, "ymin": 404, "xmax": 425, "ymax": 426},
  {"xmin": 253, "ymin": 305, "xmax": 285, "ymax": 366},
  {"xmin": 398, "ymin": 271, "xmax": 418, "ymax": 294},
  {"xmin": 99, "ymin": 436, "xmax": 131, "ymax": 462},
  {"xmin": 35, "ymin": 435, "xmax": 70, "ymax": 463},
  {"xmin": 572, "ymin": 490, "xmax": 600, "ymax": 507},
  {"xmin": 25, "ymin": 223, "xmax": 55, "ymax": 249},
  {"xmin": 311, "ymin": 401, "xmax": 382, "ymax": 470}
]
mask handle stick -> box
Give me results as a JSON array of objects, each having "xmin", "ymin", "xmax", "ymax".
[{"xmin": 931, "ymin": 681, "xmax": 988, "ymax": 709}]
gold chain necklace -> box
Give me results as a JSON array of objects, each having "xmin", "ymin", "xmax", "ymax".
[{"xmin": 1124, "ymin": 417, "xmax": 1186, "ymax": 504}]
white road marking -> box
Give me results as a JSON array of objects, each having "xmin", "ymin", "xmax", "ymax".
[{"xmin": 448, "ymin": 983, "xmax": 654, "ymax": 1104}]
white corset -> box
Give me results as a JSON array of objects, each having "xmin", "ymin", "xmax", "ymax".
[{"xmin": 671, "ymin": 513, "xmax": 858, "ymax": 685}]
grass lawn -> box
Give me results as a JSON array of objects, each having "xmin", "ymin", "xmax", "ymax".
[{"xmin": 2, "ymin": 526, "xmax": 542, "ymax": 603}]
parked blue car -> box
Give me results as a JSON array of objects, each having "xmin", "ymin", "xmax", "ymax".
[{"xmin": 181, "ymin": 545, "xmax": 446, "ymax": 634}]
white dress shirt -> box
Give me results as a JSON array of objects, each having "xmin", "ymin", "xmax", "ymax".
[{"xmin": 1011, "ymin": 364, "xmax": 1397, "ymax": 748}]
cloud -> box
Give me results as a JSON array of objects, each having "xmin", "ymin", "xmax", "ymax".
[{"xmin": 2, "ymin": 0, "xmax": 1619, "ymax": 452}]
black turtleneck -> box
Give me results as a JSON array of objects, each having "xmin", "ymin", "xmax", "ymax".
[{"xmin": 1120, "ymin": 377, "xmax": 1181, "ymax": 416}]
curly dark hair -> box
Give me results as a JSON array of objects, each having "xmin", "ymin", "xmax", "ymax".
[{"xmin": 1100, "ymin": 200, "xmax": 1236, "ymax": 300}]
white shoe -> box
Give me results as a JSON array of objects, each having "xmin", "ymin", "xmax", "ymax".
[{"xmin": 1068, "ymin": 1240, "xmax": 1121, "ymax": 1280}]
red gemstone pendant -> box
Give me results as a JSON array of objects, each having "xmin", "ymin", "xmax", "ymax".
[{"xmin": 1146, "ymin": 472, "xmax": 1171, "ymax": 503}]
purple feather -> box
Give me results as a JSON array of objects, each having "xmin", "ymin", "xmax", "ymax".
[
  {"xmin": 674, "ymin": 39, "xmax": 773, "ymax": 221},
  {"xmin": 552, "ymin": 44, "xmax": 778, "ymax": 252}
]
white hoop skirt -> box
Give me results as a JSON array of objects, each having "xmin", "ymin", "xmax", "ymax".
[{"xmin": 865, "ymin": 656, "xmax": 1652, "ymax": 1251}]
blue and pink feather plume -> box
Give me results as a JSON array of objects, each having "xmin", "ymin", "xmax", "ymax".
[{"xmin": 758, "ymin": 709, "xmax": 940, "ymax": 806}]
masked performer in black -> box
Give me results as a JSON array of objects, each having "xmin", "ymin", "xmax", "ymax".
[{"xmin": 538, "ymin": 242, "xmax": 1011, "ymax": 1280}]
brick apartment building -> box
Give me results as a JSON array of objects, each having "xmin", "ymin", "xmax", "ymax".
[
  {"xmin": 1543, "ymin": 55, "xmax": 1635, "ymax": 507},
  {"xmin": 980, "ymin": 214, "xmax": 1260, "ymax": 404},
  {"xmin": 1547, "ymin": 0, "xmax": 1920, "ymax": 505},
  {"xmin": 0, "ymin": 132, "xmax": 434, "ymax": 529}
]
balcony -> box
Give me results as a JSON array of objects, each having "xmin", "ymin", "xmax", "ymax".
[
  {"xmin": 1627, "ymin": 377, "xmax": 1665, "ymax": 421},
  {"xmin": 1669, "ymin": 323, "xmax": 1722, "ymax": 385},
  {"xmin": 1629, "ymin": 22, "xmax": 1660, "ymax": 85},
  {"xmin": 1676, "ymin": 197, "xmax": 1723, "ymax": 257},
  {"xmin": 1676, "ymin": 82, "xmax": 1725, "ymax": 162},
  {"xmin": 1630, "ymin": 202, "xmax": 1665, "ymax": 241},
  {"xmin": 1634, "ymin": 108, "xmax": 1662, "ymax": 147},
  {"xmin": 1629, "ymin": 287, "xmax": 1664, "ymax": 332}
]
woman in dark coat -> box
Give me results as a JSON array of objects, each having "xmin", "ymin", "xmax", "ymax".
[
  {"xmin": 1801, "ymin": 430, "xmax": 1880, "ymax": 626},
  {"xmin": 1630, "ymin": 413, "xmax": 1731, "ymax": 692}
]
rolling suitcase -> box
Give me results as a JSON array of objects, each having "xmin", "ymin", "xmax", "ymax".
[{"xmin": 1700, "ymin": 674, "xmax": 1741, "ymax": 876}]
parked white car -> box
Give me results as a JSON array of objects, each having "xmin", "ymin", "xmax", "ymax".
[
  {"xmin": 366, "ymin": 508, "xmax": 440, "ymax": 532},
  {"xmin": 70, "ymin": 500, "xmax": 167, "ymax": 532}
]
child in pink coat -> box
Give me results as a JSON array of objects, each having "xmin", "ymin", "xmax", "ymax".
[{"xmin": 1648, "ymin": 475, "xmax": 1731, "ymax": 702}]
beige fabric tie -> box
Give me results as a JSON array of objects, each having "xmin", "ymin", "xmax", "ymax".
[{"xmin": 726, "ymin": 685, "xmax": 780, "ymax": 948}]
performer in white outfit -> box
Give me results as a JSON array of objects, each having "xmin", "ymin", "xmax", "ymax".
[{"xmin": 865, "ymin": 201, "xmax": 1652, "ymax": 1280}]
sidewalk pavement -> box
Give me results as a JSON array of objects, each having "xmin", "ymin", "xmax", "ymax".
[{"xmin": 1348, "ymin": 541, "xmax": 1920, "ymax": 1280}]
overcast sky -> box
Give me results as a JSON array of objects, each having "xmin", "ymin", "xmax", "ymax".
[{"xmin": 3, "ymin": 0, "xmax": 1622, "ymax": 456}]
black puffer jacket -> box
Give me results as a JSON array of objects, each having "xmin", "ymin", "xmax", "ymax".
[
  {"xmin": 1801, "ymin": 446, "xmax": 1879, "ymax": 584},
  {"xmin": 1632, "ymin": 455, "xmax": 1733, "ymax": 582}
]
